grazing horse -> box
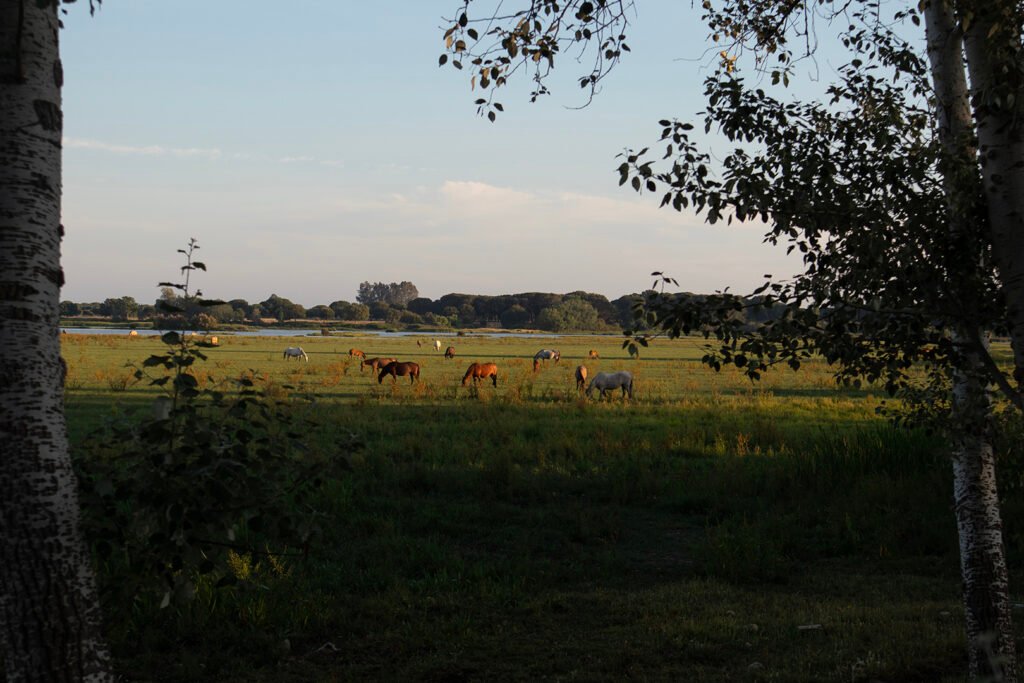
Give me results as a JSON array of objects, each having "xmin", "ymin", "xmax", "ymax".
[
  {"xmin": 362, "ymin": 357, "xmax": 396, "ymax": 373},
  {"xmin": 586, "ymin": 371, "xmax": 634, "ymax": 399},
  {"xmin": 462, "ymin": 362, "xmax": 498, "ymax": 387},
  {"xmin": 588, "ymin": 349, "xmax": 600, "ymax": 359},
  {"xmin": 534, "ymin": 349, "xmax": 560, "ymax": 364},
  {"xmin": 348, "ymin": 348, "xmax": 366, "ymax": 360},
  {"xmin": 283, "ymin": 346, "xmax": 309, "ymax": 361},
  {"xmin": 575, "ymin": 365, "xmax": 588, "ymax": 392},
  {"xmin": 434, "ymin": 339, "xmax": 442, "ymax": 352},
  {"xmin": 444, "ymin": 346, "xmax": 456, "ymax": 359},
  {"xmin": 378, "ymin": 361, "xmax": 420, "ymax": 384}
]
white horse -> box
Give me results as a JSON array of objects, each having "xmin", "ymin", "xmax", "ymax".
[
  {"xmin": 586, "ymin": 371, "xmax": 634, "ymax": 399},
  {"xmin": 434, "ymin": 339, "xmax": 442, "ymax": 352},
  {"xmin": 283, "ymin": 346, "xmax": 309, "ymax": 361},
  {"xmin": 534, "ymin": 349, "xmax": 560, "ymax": 363}
]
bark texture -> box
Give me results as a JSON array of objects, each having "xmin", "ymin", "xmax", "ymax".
[
  {"xmin": 950, "ymin": 340, "xmax": 1016, "ymax": 682},
  {"xmin": 925, "ymin": 2, "xmax": 1018, "ymax": 679},
  {"xmin": 0, "ymin": 1, "xmax": 112, "ymax": 680}
]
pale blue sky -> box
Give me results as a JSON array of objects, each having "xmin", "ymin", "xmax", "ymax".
[{"xmin": 60, "ymin": 0, "xmax": 806, "ymax": 306}]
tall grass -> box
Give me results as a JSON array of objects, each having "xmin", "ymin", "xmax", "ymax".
[{"xmin": 61, "ymin": 332, "xmax": 1020, "ymax": 681}]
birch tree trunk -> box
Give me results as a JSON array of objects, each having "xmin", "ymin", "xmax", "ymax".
[
  {"xmin": 925, "ymin": 2, "xmax": 1017, "ymax": 679},
  {"xmin": 0, "ymin": 1, "xmax": 112, "ymax": 680},
  {"xmin": 950, "ymin": 347, "xmax": 1017, "ymax": 682},
  {"xmin": 960, "ymin": 1, "xmax": 1024, "ymax": 392}
]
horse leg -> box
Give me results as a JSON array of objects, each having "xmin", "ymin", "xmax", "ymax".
[{"xmin": 491, "ymin": 373, "xmax": 497, "ymax": 387}]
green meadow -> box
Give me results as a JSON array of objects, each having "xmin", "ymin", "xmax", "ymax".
[{"xmin": 63, "ymin": 332, "xmax": 1024, "ymax": 681}]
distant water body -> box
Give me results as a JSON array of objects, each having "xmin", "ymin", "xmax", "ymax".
[{"xmin": 60, "ymin": 328, "xmax": 603, "ymax": 339}]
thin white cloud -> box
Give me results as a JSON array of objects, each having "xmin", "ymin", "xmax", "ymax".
[
  {"xmin": 441, "ymin": 180, "xmax": 534, "ymax": 206},
  {"xmin": 279, "ymin": 155, "xmax": 315, "ymax": 163},
  {"xmin": 63, "ymin": 137, "xmax": 222, "ymax": 159}
]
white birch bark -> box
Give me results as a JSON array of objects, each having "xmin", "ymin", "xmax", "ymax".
[
  {"xmin": 950, "ymin": 347, "xmax": 1016, "ymax": 682},
  {"xmin": 960, "ymin": 1, "xmax": 1024, "ymax": 394},
  {"xmin": 0, "ymin": 1, "xmax": 112, "ymax": 680},
  {"xmin": 925, "ymin": 2, "xmax": 1017, "ymax": 679}
]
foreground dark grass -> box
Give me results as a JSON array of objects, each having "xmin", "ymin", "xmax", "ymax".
[{"xmin": 63, "ymin": 334, "xmax": 1024, "ymax": 681}]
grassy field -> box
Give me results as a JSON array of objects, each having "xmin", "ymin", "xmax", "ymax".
[{"xmin": 63, "ymin": 332, "xmax": 1024, "ymax": 681}]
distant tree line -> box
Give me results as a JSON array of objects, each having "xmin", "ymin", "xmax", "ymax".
[
  {"xmin": 60, "ymin": 282, "xmax": 793, "ymax": 332},
  {"xmin": 356, "ymin": 281, "xmax": 419, "ymax": 307}
]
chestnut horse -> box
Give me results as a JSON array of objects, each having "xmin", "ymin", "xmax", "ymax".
[
  {"xmin": 462, "ymin": 362, "xmax": 498, "ymax": 387},
  {"xmin": 361, "ymin": 357, "xmax": 395, "ymax": 373},
  {"xmin": 444, "ymin": 346, "xmax": 456, "ymax": 359},
  {"xmin": 378, "ymin": 361, "xmax": 420, "ymax": 384},
  {"xmin": 588, "ymin": 349, "xmax": 600, "ymax": 359},
  {"xmin": 575, "ymin": 365, "xmax": 588, "ymax": 391},
  {"xmin": 349, "ymin": 348, "xmax": 366, "ymax": 360}
]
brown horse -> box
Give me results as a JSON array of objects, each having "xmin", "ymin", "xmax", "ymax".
[
  {"xmin": 575, "ymin": 365, "xmax": 588, "ymax": 391},
  {"xmin": 444, "ymin": 346, "xmax": 456, "ymax": 359},
  {"xmin": 462, "ymin": 362, "xmax": 498, "ymax": 387},
  {"xmin": 362, "ymin": 357, "xmax": 395, "ymax": 373},
  {"xmin": 588, "ymin": 349, "xmax": 600, "ymax": 359},
  {"xmin": 378, "ymin": 361, "xmax": 420, "ymax": 384},
  {"xmin": 349, "ymin": 348, "xmax": 366, "ymax": 360}
]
